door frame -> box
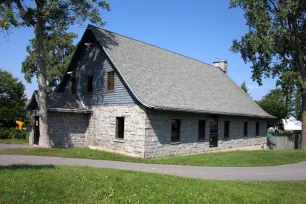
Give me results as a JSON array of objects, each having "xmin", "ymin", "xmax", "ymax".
[
  {"xmin": 34, "ymin": 116, "xmax": 40, "ymax": 145},
  {"xmin": 209, "ymin": 115, "xmax": 218, "ymax": 147}
]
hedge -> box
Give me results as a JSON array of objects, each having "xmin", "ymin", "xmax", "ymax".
[{"xmin": 0, "ymin": 128, "xmax": 27, "ymax": 139}]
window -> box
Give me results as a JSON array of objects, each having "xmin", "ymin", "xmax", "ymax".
[
  {"xmin": 198, "ymin": 120, "xmax": 206, "ymax": 140},
  {"xmin": 171, "ymin": 119, "xmax": 180, "ymax": 142},
  {"xmin": 256, "ymin": 122, "xmax": 260, "ymax": 136},
  {"xmin": 224, "ymin": 121, "xmax": 230, "ymax": 138},
  {"xmin": 116, "ymin": 117, "xmax": 125, "ymax": 139},
  {"xmin": 87, "ymin": 74, "xmax": 93, "ymax": 93},
  {"xmin": 107, "ymin": 71, "xmax": 115, "ymax": 91},
  {"xmin": 71, "ymin": 78, "xmax": 76, "ymax": 94},
  {"xmin": 244, "ymin": 121, "xmax": 248, "ymax": 137}
]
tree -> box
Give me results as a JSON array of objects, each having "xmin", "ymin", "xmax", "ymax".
[
  {"xmin": 257, "ymin": 89, "xmax": 289, "ymax": 129},
  {"xmin": 0, "ymin": 69, "xmax": 26, "ymax": 128},
  {"xmin": 230, "ymin": 0, "xmax": 306, "ymax": 150},
  {"xmin": 22, "ymin": 25, "xmax": 77, "ymax": 90},
  {"xmin": 241, "ymin": 81, "xmax": 249, "ymax": 95},
  {"xmin": 0, "ymin": 0, "xmax": 110, "ymax": 147}
]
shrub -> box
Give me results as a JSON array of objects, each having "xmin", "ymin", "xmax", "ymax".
[{"xmin": 0, "ymin": 128, "xmax": 27, "ymax": 139}]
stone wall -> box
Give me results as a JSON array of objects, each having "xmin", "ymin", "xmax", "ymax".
[
  {"xmin": 86, "ymin": 105, "xmax": 147, "ymax": 157},
  {"xmin": 144, "ymin": 109, "xmax": 267, "ymax": 158},
  {"xmin": 48, "ymin": 112, "xmax": 89, "ymax": 147}
]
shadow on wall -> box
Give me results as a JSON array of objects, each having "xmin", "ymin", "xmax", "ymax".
[
  {"xmin": 146, "ymin": 110, "xmax": 205, "ymax": 145},
  {"xmin": 49, "ymin": 112, "xmax": 90, "ymax": 148}
]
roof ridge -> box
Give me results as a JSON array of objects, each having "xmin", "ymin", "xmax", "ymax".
[{"xmin": 87, "ymin": 24, "xmax": 215, "ymax": 68}]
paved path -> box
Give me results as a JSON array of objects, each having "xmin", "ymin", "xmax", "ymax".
[
  {"xmin": 1, "ymin": 155, "xmax": 306, "ymax": 181},
  {"xmin": 0, "ymin": 144, "xmax": 33, "ymax": 149}
]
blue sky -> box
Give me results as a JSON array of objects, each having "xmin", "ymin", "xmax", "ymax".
[{"xmin": 0, "ymin": 0, "xmax": 277, "ymax": 100}]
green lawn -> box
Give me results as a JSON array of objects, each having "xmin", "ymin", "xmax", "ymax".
[
  {"xmin": 0, "ymin": 165, "xmax": 305, "ymax": 204},
  {"xmin": 0, "ymin": 139, "xmax": 29, "ymax": 145},
  {"xmin": 1, "ymin": 148, "xmax": 306, "ymax": 167}
]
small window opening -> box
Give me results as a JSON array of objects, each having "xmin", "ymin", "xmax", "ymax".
[
  {"xmin": 87, "ymin": 74, "xmax": 93, "ymax": 93},
  {"xmin": 116, "ymin": 117, "xmax": 125, "ymax": 139},
  {"xmin": 171, "ymin": 119, "xmax": 181, "ymax": 142},
  {"xmin": 198, "ymin": 120, "xmax": 206, "ymax": 140},
  {"xmin": 224, "ymin": 121, "xmax": 230, "ymax": 138},
  {"xmin": 256, "ymin": 122, "xmax": 260, "ymax": 136},
  {"xmin": 107, "ymin": 71, "xmax": 115, "ymax": 91},
  {"xmin": 71, "ymin": 78, "xmax": 76, "ymax": 94},
  {"xmin": 244, "ymin": 121, "xmax": 248, "ymax": 137}
]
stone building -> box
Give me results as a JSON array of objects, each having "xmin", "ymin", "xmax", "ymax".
[{"xmin": 27, "ymin": 25, "xmax": 274, "ymax": 158}]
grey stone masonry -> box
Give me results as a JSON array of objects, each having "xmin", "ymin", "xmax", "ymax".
[
  {"xmin": 144, "ymin": 109, "xmax": 267, "ymax": 158},
  {"xmin": 86, "ymin": 105, "xmax": 147, "ymax": 157},
  {"xmin": 48, "ymin": 112, "xmax": 89, "ymax": 147},
  {"xmin": 34, "ymin": 105, "xmax": 268, "ymax": 159}
]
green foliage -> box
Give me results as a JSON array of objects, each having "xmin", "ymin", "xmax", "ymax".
[
  {"xmin": 1, "ymin": 148, "xmax": 306, "ymax": 167},
  {"xmin": 0, "ymin": 1, "xmax": 110, "ymax": 31},
  {"xmin": 0, "ymin": 70, "xmax": 26, "ymax": 128},
  {"xmin": 240, "ymin": 81, "xmax": 249, "ymax": 95},
  {"xmin": 230, "ymin": 0, "xmax": 306, "ymax": 102},
  {"xmin": 0, "ymin": 128, "xmax": 27, "ymax": 139},
  {"xmin": 257, "ymin": 89, "xmax": 289, "ymax": 128},
  {"xmin": 22, "ymin": 25, "xmax": 77, "ymax": 90}
]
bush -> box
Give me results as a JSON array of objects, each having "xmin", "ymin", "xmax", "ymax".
[{"xmin": 0, "ymin": 128, "xmax": 27, "ymax": 139}]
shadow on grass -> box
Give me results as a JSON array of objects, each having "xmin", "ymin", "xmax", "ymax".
[{"xmin": 0, "ymin": 164, "xmax": 55, "ymax": 171}]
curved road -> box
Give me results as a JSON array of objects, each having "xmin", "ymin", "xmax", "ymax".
[{"xmin": 1, "ymin": 154, "xmax": 306, "ymax": 181}]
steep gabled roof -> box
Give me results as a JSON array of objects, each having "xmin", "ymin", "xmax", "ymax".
[{"xmin": 88, "ymin": 25, "xmax": 273, "ymax": 118}]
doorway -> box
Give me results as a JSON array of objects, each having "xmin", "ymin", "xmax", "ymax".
[
  {"xmin": 209, "ymin": 116, "xmax": 218, "ymax": 147},
  {"xmin": 34, "ymin": 116, "xmax": 40, "ymax": 145}
]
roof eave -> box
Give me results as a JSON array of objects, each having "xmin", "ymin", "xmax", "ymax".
[
  {"xmin": 152, "ymin": 106, "xmax": 276, "ymax": 119},
  {"xmin": 47, "ymin": 108, "xmax": 92, "ymax": 113}
]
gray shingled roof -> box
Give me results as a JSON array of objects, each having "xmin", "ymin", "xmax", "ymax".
[
  {"xmin": 89, "ymin": 25, "xmax": 273, "ymax": 118},
  {"xmin": 27, "ymin": 91, "xmax": 91, "ymax": 113},
  {"xmin": 90, "ymin": 25, "xmax": 272, "ymax": 118}
]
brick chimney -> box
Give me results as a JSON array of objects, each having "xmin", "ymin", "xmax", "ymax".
[{"xmin": 213, "ymin": 59, "xmax": 227, "ymax": 74}]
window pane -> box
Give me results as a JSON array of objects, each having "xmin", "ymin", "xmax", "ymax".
[
  {"xmin": 256, "ymin": 122, "xmax": 260, "ymax": 136},
  {"xmin": 224, "ymin": 121, "xmax": 230, "ymax": 138},
  {"xmin": 116, "ymin": 117, "xmax": 124, "ymax": 139},
  {"xmin": 171, "ymin": 119, "xmax": 180, "ymax": 142},
  {"xmin": 198, "ymin": 120, "xmax": 206, "ymax": 140},
  {"xmin": 87, "ymin": 74, "xmax": 93, "ymax": 93},
  {"xmin": 107, "ymin": 71, "xmax": 115, "ymax": 91},
  {"xmin": 244, "ymin": 122, "xmax": 248, "ymax": 137}
]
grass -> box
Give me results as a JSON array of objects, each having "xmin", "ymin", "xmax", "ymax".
[
  {"xmin": 0, "ymin": 138, "xmax": 29, "ymax": 145},
  {"xmin": 0, "ymin": 165, "xmax": 305, "ymax": 204},
  {"xmin": 1, "ymin": 148, "xmax": 306, "ymax": 167}
]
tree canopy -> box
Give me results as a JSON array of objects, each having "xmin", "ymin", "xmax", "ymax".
[
  {"xmin": 230, "ymin": 0, "xmax": 306, "ymax": 149},
  {"xmin": 257, "ymin": 89, "xmax": 289, "ymax": 128},
  {"xmin": 22, "ymin": 25, "xmax": 77, "ymax": 90},
  {"xmin": 0, "ymin": 69, "xmax": 26, "ymax": 128},
  {"xmin": 241, "ymin": 81, "xmax": 249, "ymax": 95},
  {"xmin": 0, "ymin": 0, "xmax": 110, "ymax": 147}
]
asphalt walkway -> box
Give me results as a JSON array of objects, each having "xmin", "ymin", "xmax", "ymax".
[
  {"xmin": 1, "ymin": 155, "xmax": 306, "ymax": 181},
  {"xmin": 0, "ymin": 144, "xmax": 34, "ymax": 149}
]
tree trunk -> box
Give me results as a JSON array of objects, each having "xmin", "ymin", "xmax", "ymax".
[
  {"xmin": 301, "ymin": 90, "xmax": 306, "ymax": 151},
  {"xmin": 36, "ymin": 1, "xmax": 51, "ymax": 148}
]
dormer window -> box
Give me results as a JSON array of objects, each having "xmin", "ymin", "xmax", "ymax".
[
  {"xmin": 87, "ymin": 73, "xmax": 93, "ymax": 93},
  {"xmin": 107, "ymin": 71, "xmax": 115, "ymax": 91},
  {"xmin": 71, "ymin": 78, "xmax": 76, "ymax": 94}
]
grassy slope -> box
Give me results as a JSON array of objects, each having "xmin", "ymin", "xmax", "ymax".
[
  {"xmin": 1, "ymin": 148, "xmax": 306, "ymax": 167},
  {"xmin": 0, "ymin": 139, "xmax": 29, "ymax": 145},
  {"xmin": 0, "ymin": 165, "xmax": 305, "ymax": 204}
]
